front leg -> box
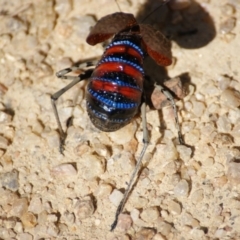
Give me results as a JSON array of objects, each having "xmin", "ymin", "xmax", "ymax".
[{"xmin": 51, "ymin": 63, "xmax": 95, "ymax": 154}]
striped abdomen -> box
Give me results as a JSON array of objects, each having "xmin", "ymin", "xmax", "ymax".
[{"xmin": 86, "ymin": 35, "xmax": 145, "ymax": 131}]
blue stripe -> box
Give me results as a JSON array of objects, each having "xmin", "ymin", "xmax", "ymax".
[
  {"xmin": 100, "ymin": 56, "xmax": 144, "ymax": 74},
  {"xmin": 88, "ymin": 89, "xmax": 138, "ymax": 109},
  {"xmin": 106, "ymin": 40, "xmax": 144, "ymax": 57}
]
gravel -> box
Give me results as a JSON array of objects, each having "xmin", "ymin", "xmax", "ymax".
[{"xmin": 1, "ymin": 0, "xmax": 240, "ymax": 239}]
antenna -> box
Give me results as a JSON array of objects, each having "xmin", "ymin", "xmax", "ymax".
[{"xmin": 114, "ymin": 0, "xmax": 122, "ymax": 12}]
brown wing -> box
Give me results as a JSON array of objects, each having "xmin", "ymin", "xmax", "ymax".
[
  {"xmin": 140, "ymin": 24, "xmax": 172, "ymax": 66},
  {"xmin": 86, "ymin": 12, "xmax": 137, "ymax": 45}
]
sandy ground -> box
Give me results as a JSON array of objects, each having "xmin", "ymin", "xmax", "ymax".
[{"xmin": 1, "ymin": 0, "xmax": 240, "ymax": 239}]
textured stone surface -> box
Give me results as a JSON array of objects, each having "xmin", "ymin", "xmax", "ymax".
[{"xmin": 0, "ymin": 0, "xmax": 240, "ymax": 239}]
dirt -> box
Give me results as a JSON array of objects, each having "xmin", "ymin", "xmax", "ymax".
[{"xmin": 1, "ymin": 0, "xmax": 240, "ymax": 239}]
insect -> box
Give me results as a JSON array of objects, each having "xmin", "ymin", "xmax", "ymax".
[{"xmin": 51, "ymin": 1, "xmax": 184, "ymax": 231}]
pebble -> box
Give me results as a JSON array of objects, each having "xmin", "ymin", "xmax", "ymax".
[
  {"xmin": 214, "ymin": 228, "xmax": 227, "ymax": 239},
  {"xmin": 58, "ymin": 223, "xmax": 69, "ymax": 236},
  {"xmin": 115, "ymin": 213, "xmax": 132, "ymax": 232},
  {"xmin": 213, "ymin": 133, "xmax": 234, "ymax": 146},
  {"xmin": 38, "ymin": 210, "xmax": 49, "ymax": 225},
  {"xmin": 182, "ymin": 121, "xmax": 196, "ymax": 133},
  {"xmin": 216, "ymin": 115, "xmax": 231, "ymax": 132},
  {"xmin": 21, "ymin": 211, "xmax": 37, "ymax": 228},
  {"xmin": 223, "ymin": 32, "xmax": 236, "ymax": 42},
  {"xmin": 51, "ymin": 163, "xmax": 77, "ymax": 177},
  {"xmin": 181, "ymin": 212, "xmax": 200, "ymax": 227},
  {"xmin": 227, "ymin": 161, "xmax": 240, "ymax": 184},
  {"xmin": 229, "ymin": 109, "xmax": 240, "ymax": 124},
  {"xmin": 0, "ymin": 170, "xmax": 19, "ymax": 191},
  {"xmin": 124, "ymin": 137, "xmax": 138, "ymax": 155},
  {"xmin": 220, "ymin": 89, "xmax": 240, "ymax": 108},
  {"xmin": 176, "ymin": 145, "xmax": 192, "ymax": 163},
  {"xmin": 46, "ymin": 223, "xmax": 59, "ymax": 237},
  {"xmin": 32, "ymin": 120, "xmax": 44, "ymax": 135},
  {"xmin": 135, "ymin": 228, "xmax": 156, "ymax": 240},
  {"xmin": 184, "ymin": 129, "xmax": 200, "ymax": 145},
  {"xmin": 221, "ymin": 3, "xmax": 236, "ymax": 16},
  {"xmin": 74, "ymin": 196, "xmax": 94, "ymax": 220},
  {"xmin": 208, "ymin": 103, "xmax": 220, "ymax": 114},
  {"xmin": 168, "ymin": 200, "xmax": 181, "ymax": 215},
  {"xmin": 232, "ymin": 123, "xmax": 240, "ymax": 138},
  {"xmin": 174, "ymin": 179, "xmax": 189, "ymax": 197},
  {"xmin": 1, "ymin": 155, "xmax": 13, "ymax": 171},
  {"xmin": 47, "ymin": 213, "xmax": 58, "ymax": 223},
  {"xmin": 131, "ymin": 195, "xmax": 149, "ymax": 209},
  {"xmin": 0, "ymin": 188, "xmax": 18, "ymax": 210},
  {"xmin": 0, "ymin": 228, "xmax": 16, "ymax": 239},
  {"xmin": 23, "ymin": 183, "xmax": 33, "ymax": 194},
  {"xmin": 212, "ymin": 176, "xmax": 228, "ymax": 187},
  {"xmin": 109, "ymin": 189, "xmax": 123, "ymax": 207},
  {"xmin": 14, "ymin": 222, "xmax": 23, "ymax": 233},
  {"xmin": 218, "ymin": 75, "xmax": 231, "ymax": 90},
  {"xmin": 74, "ymin": 142, "xmax": 91, "ymax": 156},
  {"xmin": 119, "ymin": 152, "xmax": 135, "ymax": 173},
  {"xmin": 220, "ymin": 17, "xmax": 236, "ymax": 34},
  {"xmin": 130, "ymin": 208, "xmax": 140, "ymax": 222},
  {"xmin": 80, "ymin": 153, "xmax": 105, "ymax": 180},
  {"xmin": 191, "ymin": 100, "xmax": 206, "ymax": 118},
  {"xmin": 72, "ymin": 15, "xmax": 97, "ymax": 39},
  {"xmin": 0, "ymin": 32, "xmax": 11, "ymax": 49},
  {"xmin": 156, "ymin": 218, "xmax": 172, "ymax": 236},
  {"xmin": 92, "ymin": 142, "xmax": 110, "ymax": 158},
  {"xmin": 190, "ymin": 189, "xmax": 204, "ymax": 203},
  {"xmin": 62, "ymin": 211, "xmax": 75, "ymax": 224},
  {"xmin": 109, "ymin": 235, "xmax": 131, "ymax": 240},
  {"xmin": 184, "ymin": 101, "xmax": 193, "ymax": 111},
  {"xmin": 163, "ymin": 161, "xmax": 178, "ymax": 175},
  {"xmin": 152, "ymin": 233, "xmax": 165, "ymax": 240},
  {"xmin": 0, "ymin": 135, "xmax": 9, "ymax": 149},
  {"xmin": 201, "ymin": 157, "xmax": 214, "ymax": 168},
  {"xmin": 154, "ymin": 143, "xmax": 178, "ymax": 163},
  {"xmin": 95, "ymin": 183, "xmax": 112, "ymax": 197},
  {"xmin": 42, "ymin": 130, "xmax": 61, "ymax": 149},
  {"xmin": 140, "ymin": 207, "xmax": 159, "ymax": 223},
  {"xmin": 2, "ymin": 16, "xmax": 27, "ymax": 34},
  {"xmin": 0, "ymin": 111, "xmax": 12, "ymax": 123},
  {"xmin": 54, "ymin": 0, "xmax": 72, "ymax": 17},
  {"xmin": 109, "ymin": 122, "xmax": 137, "ymax": 145},
  {"xmin": 3, "ymin": 218, "xmax": 16, "ymax": 229},
  {"xmin": 9, "ymin": 198, "xmax": 28, "ymax": 218},
  {"xmin": 28, "ymin": 197, "xmax": 43, "ymax": 214},
  {"xmin": 200, "ymin": 81, "xmax": 220, "ymax": 97},
  {"xmin": 151, "ymin": 77, "xmax": 185, "ymax": 110},
  {"xmin": 190, "ymin": 228, "xmax": 205, "ymax": 238},
  {"xmin": 163, "ymin": 173, "xmax": 181, "ymax": 188}
]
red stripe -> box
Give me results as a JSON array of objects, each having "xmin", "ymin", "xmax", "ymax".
[
  {"xmin": 104, "ymin": 45, "xmax": 143, "ymax": 63},
  {"xmin": 91, "ymin": 80, "xmax": 141, "ymax": 102},
  {"xmin": 92, "ymin": 62, "xmax": 143, "ymax": 88}
]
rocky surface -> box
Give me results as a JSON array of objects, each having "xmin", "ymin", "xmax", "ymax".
[{"xmin": 0, "ymin": 0, "xmax": 240, "ymax": 239}]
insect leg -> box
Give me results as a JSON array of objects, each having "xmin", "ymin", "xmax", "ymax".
[
  {"xmin": 154, "ymin": 83, "xmax": 184, "ymax": 144},
  {"xmin": 56, "ymin": 61, "xmax": 97, "ymax": 80},
  {"xmin": 111, "ymin": 102, "xmax": 149, "ymax": 231},
  {"xmin": 51, "ymin": 66, "xmax": 94, "ymax": 154}
]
